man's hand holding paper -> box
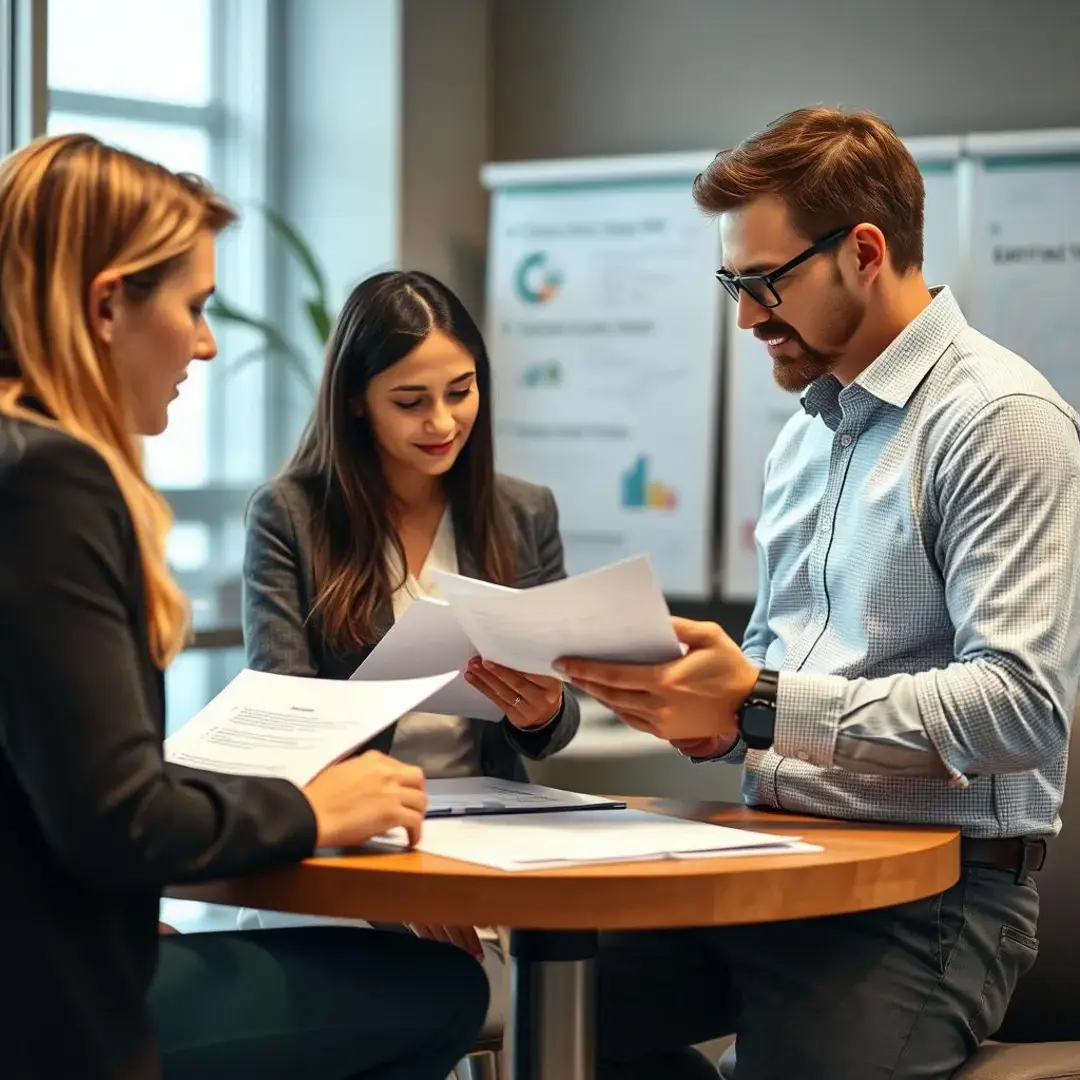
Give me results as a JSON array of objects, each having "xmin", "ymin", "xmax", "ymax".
[{"xmin": 555, "ymin": 617, "xmax": 759, "ymax": 749}]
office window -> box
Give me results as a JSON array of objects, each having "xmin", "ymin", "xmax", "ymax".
[
  {"xmin": 47, "ymin": 111, "xmax": 212, "ymax": 177},
  {"xmin": 48, "ymin": 0, "xmax": 212, "ymax": 106},
  {"xmin": 47, "ymin": 0, "xmax": 272, "ymax": 728},
  {"xmin": 47, "ymin": 0, "xmax": 228, "ymax": 494}
]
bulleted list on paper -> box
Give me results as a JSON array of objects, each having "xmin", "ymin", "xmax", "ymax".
[{"xmin": 165, "ymin": 668, "xmax": 458, "ymax": 787}]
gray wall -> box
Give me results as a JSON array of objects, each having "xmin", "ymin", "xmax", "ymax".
[{"xmin": 492, "ymin": 0, "xmax": 1080, "ymax": 161}]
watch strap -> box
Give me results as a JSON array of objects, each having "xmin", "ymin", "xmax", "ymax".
[
  {"xmin": 737, "ymin": 668, "xmax": 779, "ymax": 749},
  {"xmin": 740, "ymin": 668, "xmax": 778, "ymax": 710}
]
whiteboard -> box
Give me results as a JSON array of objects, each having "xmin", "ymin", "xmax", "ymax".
[
  {"xmin": 483, "ymin": 164, "xmax": 722, "ymax": 598},
  {"xmin": 719, "ymin": 140, "xmax": 964, "ymax": 601},
  {"xmin": 966, "ymin": 148, "xmax": 1080, "ymax": 411}
]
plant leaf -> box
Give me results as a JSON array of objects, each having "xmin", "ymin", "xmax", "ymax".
[
  {"xmin": 209, "ymin": 297, "xmax": 282, "ymax": 340},
  {"xmin": 224, "ymin": 342, "xmax": 317, "ymax": 394},
  {"xmin": 209, "ymin": 297, "xmax": 296, "ymax": 358},
  {"xmin": 209, "ymin": 298, "xmax": 317, "ymax": 392},
  {"xmin": 262, "ymin": 205, "xmax": 330, "ymax": 303},
  {"xmin": 222, "ymin": 343, "xmax": 272, "ymax": 379},
  {"xmin": 305, "ymin": 298, "xmax": 334, "ymax": 345}
]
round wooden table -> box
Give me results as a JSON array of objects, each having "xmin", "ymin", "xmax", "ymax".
[{"xmin": 168, "ymin": 799, "xmax": 960, "ymax": 1080}]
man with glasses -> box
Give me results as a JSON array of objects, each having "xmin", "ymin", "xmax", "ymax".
[{"xmin": 558, "ymin": 107, "xmax": 1080, "ymax": 1079}]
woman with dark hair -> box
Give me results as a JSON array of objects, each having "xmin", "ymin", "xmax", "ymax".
[{"xmin": 240, "ymin": 270, "xmax": 580, "ymax": 1014}]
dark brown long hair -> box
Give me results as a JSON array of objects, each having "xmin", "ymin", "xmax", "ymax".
[{"xmin": 285, "ymin": 270, "xmax": 516, "ymax": 651}]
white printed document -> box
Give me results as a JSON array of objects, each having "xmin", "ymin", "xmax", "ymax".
[
  {"xmin": 376, "ymin": 808, "xmax": 823, "ymax": 870},
  {"xmin": 351, "ymin": 596, "xmax": 503, "ymax": 721},
  {"xmin": 352, "ymin": 554, "xmax": 681, "ymax": 714},
  {"xmin": 425, "ymin": 777, "xmax": 625, "ymax": 818},
  {"xmin": 164, "ymin": 668, "xmax": 458, "ymax": 788},
  {"xmin": 431, "ymin": 555, "xmax": 681, "ymax": 678}
]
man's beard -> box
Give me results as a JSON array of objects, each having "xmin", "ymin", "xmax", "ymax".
[{"xmin": 757, "ymin": 290, "xmax": 865, "ymax": 393}]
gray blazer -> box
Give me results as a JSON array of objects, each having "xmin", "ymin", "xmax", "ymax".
[{"xmin": 242, "ymin": 473, "xmax": 580, "ymax": 780}]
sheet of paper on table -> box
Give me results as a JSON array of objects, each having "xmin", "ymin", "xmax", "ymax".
[
  {"xmin": 373, "ymin": 808, "xmax": 823, "ymax": 870},
  {"xmin": 164, "ymin": 668, "xmax": 458, "ymax": 787}
]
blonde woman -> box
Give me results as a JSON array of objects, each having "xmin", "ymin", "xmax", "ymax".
[{"xmin": 0, "ymin": 134, "xmax": 487, "ymax": 1080}]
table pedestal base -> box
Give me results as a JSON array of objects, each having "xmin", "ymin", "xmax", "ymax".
[{"xmin": 507, "ymin": 929, "xmax": 598, "ymax": 1080}]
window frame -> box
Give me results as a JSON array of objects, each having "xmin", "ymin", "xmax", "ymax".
[{"xmin": 2, "ymin": 0, "xmax": 48, "ymax": 154}]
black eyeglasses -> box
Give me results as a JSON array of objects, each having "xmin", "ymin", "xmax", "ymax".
[{"xmin": 715, "ymin": 225, "xmax": 855, "ymax": 309}]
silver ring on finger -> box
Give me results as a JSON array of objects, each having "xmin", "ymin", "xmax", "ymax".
[{"xmin": 512, "ymin": 695, "xmax": 522, "ymax": 708}]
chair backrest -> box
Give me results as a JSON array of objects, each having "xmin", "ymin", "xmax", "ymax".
[{"xmin": 995, "ymin": 726, "xmax": 1080, "ymax": 1043}]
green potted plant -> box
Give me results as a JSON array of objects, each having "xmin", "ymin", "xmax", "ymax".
[{"xmin": 209, "ymin": 207, "xmax": 335, "ymax": 395}]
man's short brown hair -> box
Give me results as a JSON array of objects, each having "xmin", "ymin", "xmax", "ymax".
[{"xmin": 693, "ymin": 107, "xmax": 925, "ymax": 274}]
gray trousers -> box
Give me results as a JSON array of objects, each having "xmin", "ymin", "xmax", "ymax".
[{"xmin": 596, "ymin": 865, "xmax": 1039, "ymax": 1080}]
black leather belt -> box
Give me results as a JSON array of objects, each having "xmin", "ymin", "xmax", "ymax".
[{"xmin": 961, "ymin": 837, "xmax": 1047, "ymax": 880}]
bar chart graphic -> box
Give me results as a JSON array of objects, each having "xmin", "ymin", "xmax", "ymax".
[
  {"xmin": 522, "ymin": 360, "xmax": 563, "ymax": 387},
  {"xmin": 620, "ymin": 455, "xmax": 678, "ymax": 510}
]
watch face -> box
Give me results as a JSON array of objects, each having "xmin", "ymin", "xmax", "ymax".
[{"xmin": 740, "ymin": 702, "xmax": 775, "ymax": 748}]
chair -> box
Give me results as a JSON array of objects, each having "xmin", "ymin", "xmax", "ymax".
[
  {"xmin": 453, "ymin": 1037, "xmax": 501, "ymax": 1080},
  {"xmin": 720, "ymin": 779, "xmax": 1080, "ymax": 1080}
]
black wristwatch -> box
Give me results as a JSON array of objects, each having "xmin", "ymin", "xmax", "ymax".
[{"xmin": 737, "ymin": 669, "xmax": 779, "ymax": 750}]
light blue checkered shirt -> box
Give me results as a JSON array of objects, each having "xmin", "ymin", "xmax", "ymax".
[{"xmin": 725, "ymin": 287, "xmax": 1080, "ymax": 838}]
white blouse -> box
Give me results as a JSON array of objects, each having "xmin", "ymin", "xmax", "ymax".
[
  {"xmin": 230, "ymin": 511, "xmax": 484, "ymax": 934},
  {"xmin": 387, "ymin": 509, "xmax": 480, "ymax": 778}
]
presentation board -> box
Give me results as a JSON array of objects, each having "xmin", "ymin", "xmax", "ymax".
[
  {"xmin": 719, "ymin": 137, "xmax": 965, "ymax": 601},
  {"xmin": 965, "ymin": 131, "xmax": 1080, "ymax": 412},
  {"xmin": 482, "ymin": 155, "xmax": 722, "ymax": 599}
]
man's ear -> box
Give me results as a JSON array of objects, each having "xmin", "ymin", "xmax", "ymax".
[
  {"xmin": 87, "ymin": 273, "xmax": 122, "ymax": 345},
  {"xmin": 851, "ymin": 222, "xmax": 887, "ymax": 281}
]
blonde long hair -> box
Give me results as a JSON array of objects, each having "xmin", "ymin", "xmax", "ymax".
[{"xmin": 0, "ymin": 133, "xmax": 236, "ymax": 667}]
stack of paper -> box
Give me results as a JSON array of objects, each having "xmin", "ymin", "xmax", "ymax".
[
  {"xmin": 375, "ymin": 808, "xmax": 823, "ymax": 870},
  {"xmin": 425, "ymin": 777, "xmax": 626, "ymax": 818},
  {"xmin": 164, "ymin": 668, "xmax": 458, "ymax": 787},
  {"xmin": 352, "ymin": 554, "xmax": 682, "ymax": 719}
]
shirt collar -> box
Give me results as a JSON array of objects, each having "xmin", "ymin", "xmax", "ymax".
[
  {"xmin": 801, "ymin": 285, "xmax": 967, "ymax": 419},
  {"xmin": 800, "ymin": 375, "xmax": 843, "ymax": 428}
]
